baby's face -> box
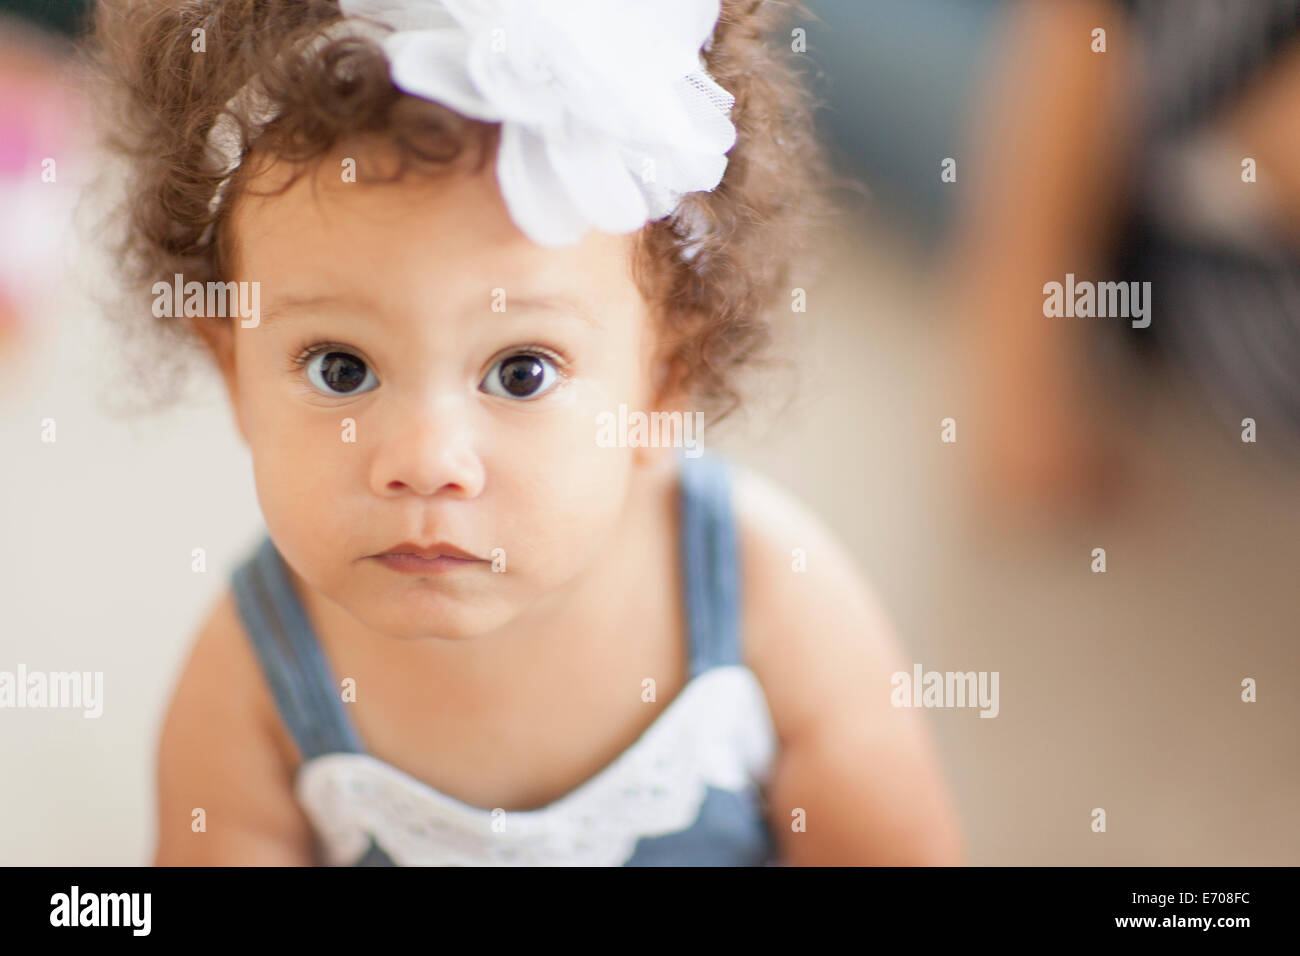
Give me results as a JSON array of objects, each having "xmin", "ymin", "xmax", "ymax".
[{"xmin": 212, "ymin": 140, "xmax": 665, "ymax": 640}]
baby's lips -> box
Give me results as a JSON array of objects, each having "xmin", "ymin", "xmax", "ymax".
[{"xmin": 373, "ymin": 540, "xmax": 483, "ymax": 561}]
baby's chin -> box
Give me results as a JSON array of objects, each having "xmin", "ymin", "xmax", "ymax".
[{"xmin": 338, "ymin": 573, "xmax": 522, "ymax": 643}]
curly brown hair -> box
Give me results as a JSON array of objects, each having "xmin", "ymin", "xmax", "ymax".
[{"xmin": 85, "ymin": 0, "xmax": 838, "ymax": 419}]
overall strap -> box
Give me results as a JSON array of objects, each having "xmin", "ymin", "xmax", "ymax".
[
  {"xmin": 678, "ymin": 453, "xmax": 744, "ymax": 678},
  {"xmin": 230, "ymin": 536, "xmax": 366, "ymax": 762}
]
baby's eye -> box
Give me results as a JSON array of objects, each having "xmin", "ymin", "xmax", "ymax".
[
  {"xmin": 480, "ymin": 351, "xmax": 560, "ymax": 400},
  {"xmin": 302, "ymin": 348, "xmax": 379, "ymax": 396}
]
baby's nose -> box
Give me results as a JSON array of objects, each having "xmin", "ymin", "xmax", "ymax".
[{"xmin": 367, "ymin": 397, "xmax": 485, "ymax": 499}]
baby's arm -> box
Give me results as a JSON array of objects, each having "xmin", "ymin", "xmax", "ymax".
[
  {"xmin": 153, "ymin": 591, "xmax": 318, "ymax": 865},
  {"xmin": 733, "ymin": 469, "xmax": 963, "ymax": 865}
]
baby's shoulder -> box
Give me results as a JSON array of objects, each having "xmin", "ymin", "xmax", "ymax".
[
  {"xmin": 153, "ymin": 587, "xmax": 314, "ymax": 863},
  {"xmin": 167, "ymin": 587, "xmax": 299, "ymax": 767},
  {"xmin": 728, "ymin": 463, "xmax": 902, "ymax": 743},
  {"xmin": 168, "ymin": 590, "xmax": 258, "ymax": 714},
  {"xmin": 726, "ymin": 463, "xmax": 963, "ymax": 864},
  {"xmin": 728, "ymin": 462, "xmax": 881, "ymax": 637}
]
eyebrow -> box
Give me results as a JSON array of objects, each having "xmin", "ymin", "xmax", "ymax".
[{"xmin": 258, "ymin": 292, "xmax": 601, "ymax": 329}]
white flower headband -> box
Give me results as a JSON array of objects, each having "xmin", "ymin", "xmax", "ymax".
[{"xmin": 203, "ymin": 0, "xmax": 738, "ymax": 250}]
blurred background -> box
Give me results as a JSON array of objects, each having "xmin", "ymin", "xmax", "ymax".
[{"xmin": 2, "ymin": 0, "xmax": 1297, "ymax": 865}]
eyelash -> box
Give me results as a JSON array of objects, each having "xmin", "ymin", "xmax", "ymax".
[
  {"xmin": 284, "ymin": 340, "xmax": 572, "ymax": 392},
  {"xmin": 287, "ymin": 340, "xmax": 354, "ymax": 374}
]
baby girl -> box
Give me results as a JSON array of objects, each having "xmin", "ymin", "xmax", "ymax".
[{"xmin": 91, "ymin": 0, "xmax": 961, "ymax": 865}]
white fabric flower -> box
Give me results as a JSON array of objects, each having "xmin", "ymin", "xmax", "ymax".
[{"xmin": 336, "ymin": 0, "xmax": 737, "ymax": 248}]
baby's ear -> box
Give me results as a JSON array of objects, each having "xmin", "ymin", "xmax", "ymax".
[
  {"xmin": 632, "ymin": 354, "xmax": 694, "ymax": 467},
  {"xmin": 647, "ymin": 346, "xmax": 690, "ymax": 412},
  {"xmin": 188, "ymin": 316, "xmax": 247, "ymax": 443}
]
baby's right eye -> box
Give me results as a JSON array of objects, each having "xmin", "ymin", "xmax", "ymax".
[{"xmin": 299, "ymin": 347, "xmax": 379, "ymax": 396}]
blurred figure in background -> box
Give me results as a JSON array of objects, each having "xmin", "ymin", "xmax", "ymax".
[
  {"xmin": 0, "ymin": 0, "xmax": 90, "ymax": 359},
  {"xmin": 942, "ymin": 0, "xmax": 1300, "ymax": 522}
]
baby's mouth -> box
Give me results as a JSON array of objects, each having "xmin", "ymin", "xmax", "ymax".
[{"xmin": 369, "ymin": 541, "xmax": 485, "ymax": 575}]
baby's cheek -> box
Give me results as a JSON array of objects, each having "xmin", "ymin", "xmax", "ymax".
[
  {"xmin": 255, "ymin": 415, "xmax": 328, "ymax": 492},
  {"xmin": 493, "ymin": 454, "xmax": 630, "ymax": 589},
  {"xmin": 545, "ymin": 461, "xmax": 630, "ymax": 576},
  {"xmin": 251, "ymin": 415, "xmax": 359, "ymax": 550}
]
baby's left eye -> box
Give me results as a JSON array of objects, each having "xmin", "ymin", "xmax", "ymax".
[{"xmin": 480, "ymin": 352, "xmax": 560, "ymax": 400}]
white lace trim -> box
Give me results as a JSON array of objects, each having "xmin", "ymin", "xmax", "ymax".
[{"xmin": 294, "ymin": 666, "xmax": 777, "ymax": 866}]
